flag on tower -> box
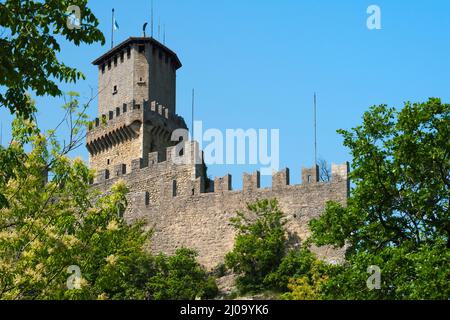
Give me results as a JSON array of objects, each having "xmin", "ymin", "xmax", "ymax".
[{"xmin": 114, "ymin": 19, "xmax": 119, "ymax": 30}]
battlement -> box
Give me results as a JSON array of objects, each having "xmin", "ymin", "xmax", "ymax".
[
  {"xmin": 86, "ymin": 99, "xmax": 186, "ymax": 156},
  {"xmin": 93, "ymin": 140, "xmax": 349, "ymax": 196}
]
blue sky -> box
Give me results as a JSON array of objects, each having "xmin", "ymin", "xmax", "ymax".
[{"xmin": 1, "ymin": 0, "xmax": 450, "ymax": 189}]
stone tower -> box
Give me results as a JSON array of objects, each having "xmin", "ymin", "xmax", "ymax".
[{"xmin": 86, "ymin": 37, "xmax": 187, "ymax": 180}]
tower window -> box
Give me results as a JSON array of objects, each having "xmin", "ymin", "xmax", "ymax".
[
  {"xmin": 107, "ymin": 159, "xmax": 110, "ymax": 165},
  {"xmin": 123, "ymin": 103, "xmax": 127, "ymax": 113},
  {"xmin": 108, "ymin": 61, "xmax": 111, "ymax": 70},
  {"xmin": 113, "ymin": 85, "xmax": 117, "ymax": 94},
  {"xmin": 127, "ymin": 47, "xmax": 131, "ymax": 58},
  {"xmin": 172, "ymin": 180, "xmax": 177, "ymax": 197},
  {"xmin": 101, "ymin": 64, "xmax": 105, "ymax": 73},
  {"xmin": 121, "ymin": 164, "xmax": 127, "ymax": 175},
  {"xmin": 138, "ymin": 45, "xmax": 145, "ymax": 53},
  {"xmin": 109, "ymin": 111, "xmax": 114, "ymax": 120},
  {"xmin": 120, "ymin": 52, "xmax": 124, "ymax": 62},
  {"xmin": 116, "ymin": 107, "xmax": 120, "ymax": 117},
  {"xmin": 114, "ymin": 56, "xmax": 117, "ymax": 66},
  {"xmin": 307, "ymin": 175, "xmax": 312, "ymax": 183}
]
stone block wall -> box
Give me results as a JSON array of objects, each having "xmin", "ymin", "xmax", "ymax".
[{"xmin": 92, "ymin": 142, "xmax": 349, "ymax": 269}]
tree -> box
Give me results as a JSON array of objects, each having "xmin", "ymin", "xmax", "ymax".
[
  {"xmin": 0, "ymin": 0, "xmax": 104, "ymax": 118},
  {"xmin": 146, "ymin": 248, "xmax": 218, "ymax": 300},
  {"xmin": 0, "ymin": 112, "xmax": 154, "ymax": 299},
  {"xmin": 309, "ymin": 98, "xmax": 450, "ymax": 299},
  {"xmin": 225, "ymin": 199, "xmax": 287, "ymax": 293}
]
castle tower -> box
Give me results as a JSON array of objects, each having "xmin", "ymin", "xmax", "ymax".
[{"xmin": 86, "ymin": 37, "xmax": 187, "ymax": 181}]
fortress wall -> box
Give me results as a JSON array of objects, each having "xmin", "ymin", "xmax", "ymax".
[{"xmin": 92, "ymin": 144, "xmax": 349, "ymax": 269}]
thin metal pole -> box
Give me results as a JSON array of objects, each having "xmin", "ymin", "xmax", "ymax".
[
  {"xmin": 111, "ymin": 8, "xmax": 115, "ymax": 48},
  {"xmin": 314, "ymin": 92, "xmax": 317, "ymax": 166},
  {"xmin": 191, "ymin": 88, "xmax": 195, "ymax": 140},
  {"xmin": 151, "ymin": 0, "xmax": 154, "ymax": 38},
  {"xmin": 163, "ymin": 24, "xmax": 166, "ymax": 44}
]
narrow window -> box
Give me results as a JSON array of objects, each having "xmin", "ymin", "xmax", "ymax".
[
  {"xmin": 114, "ymin": 56, "xmax": 117, "ymax": 66},
  {"xmin": 116, "ymin": 107, "xmax": 120, "ymax": 117},
  {"xmin": 101, "ymin": 64, "xmax": 105, "ymax": 73},
  {"xmin": 127, "ymin": 47, "xmax": 131, "ymax": 59},
  {"xmin": 121, "ymin": 164, "xmax": 127, "ymax": 175},
  {"xmin": 108, "ymin": 61, "xmax": 111, "ymax": 70},
  {"xmin": 107, "ymin": 159, "xmax": 110, "ymax": 165},
  {"xmin": 138, "ymin": 45, "xmax": 145, "ymax": 53},
  {"xmin": 113, "ymin": 85, "xmax": 117, "ymax": 94},
  {"xmin": 105, "ymin": 169, "xmax": 110, "ymax": 180},
  {"xmin": 120, "ymin": 52, "xmax": 124, "ymax": 62},
  {"xmin": 145, "ymin": 192, "xmax": 150, "ymax": 206},
  {"xmin": 109, "ymin": 111, "xmax": 114, "ymax": 120},
  {"xmin": 307, "ymin": 175, "xmax": 312, "ymax": 183},
  {"xmin": 123, "ymin": 103, "xmax": 127, "ymax": 113},
  {"xmin": 172, "ymin": 180, "xmax": 177, "ymax": 197}
]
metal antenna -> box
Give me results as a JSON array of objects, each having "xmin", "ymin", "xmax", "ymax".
[
  {"xmin": 163, "ymin": 23, "xmax": 166, "ymax": 44},
  {"xmin": 158, "ymin": 17, "xmax": 161, "ymax": 39},
  {"xmin": 314, "ymin": 92, "xmax": 317, "ymax": 166},
  {"xmin": 151, "ymin": 0, "xmax": 154, "ymax": 38},
  {"xmin": 111, "ymin": 8, "xmax": 115, "ymax": 48},
  {"xmin": 191, "ymin": 88, "xmax": 195, "ymax": 140}
]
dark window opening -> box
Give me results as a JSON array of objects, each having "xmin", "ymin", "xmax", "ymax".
[
  {"xmin": 138, "ymin": 45, "xmax": 145, "ymax": 53},
  {"xmin": 172, "ymin": 180, "xmax": 177, "ymax": 197},
  {"xmin": 123, "ymin": 103, "xmax": 127, "ymax": 113},
  {"xmin": 105, "ymin": 169, "xmax": 110, "ymax": 180},
  {"xmin": 120, "ymin": 52, "xmax": 124, "ymax": 62},
  {"xmin": 113, "ymin": 85, "xmax": 117, "ymax": 94},
  {"xmin": 127, "ymin": 47, "xmax": 131, "ymax": 58},
  {"xmin": 109, "ymin": 111, "xmax": 114, "ymax": 120},
  {"xmin": 114, "ymin": 56, "xmax": 117, "ymax": 66},
  {"xmin": 121, "ymin": 164, "xmax": 127, "ymax": 175},
  {"xmin": 191, "ymin": 188, "xmax": 195, "ymax": 196},
  {"xmin": 145, "ymin": 192, "xmax": 150, "ymax": 206},
  {"xmin": 107, "ymin": 159, "xmax": 110, "ymax": 165},
  {"xmin": 101, "ymin": 64, "xmax": 105, "ymax": 73},
  {"xmin": 107, "ymin": 61, "xmax": 111, "ymax": 70},
  {"xmin": 307, "ymin": 175, "xmax": 312, "ymax": 183},
  {"xmin": 116, "ymin": 107, "xmax": 120, "ymax": 117}
]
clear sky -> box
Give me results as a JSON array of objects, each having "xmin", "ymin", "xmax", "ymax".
[{"xmin": 1, "ymin": 0, "xmax": 449, "ymax": 189}]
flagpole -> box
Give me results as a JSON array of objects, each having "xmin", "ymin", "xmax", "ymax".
[
  {"xmin": 314, "ymin": 92, "xmax": 317, "ymax": 166},
  {"xmin": 151, "ymin": 0, "xmax": 154, "ymax": 38},
  {"xmin": 191, "ymin": 88, "xmax": 195, "ymax": 140},
  {"xmin": 111, "ymin": 8, "xmax": 115, "ymax": 49}
]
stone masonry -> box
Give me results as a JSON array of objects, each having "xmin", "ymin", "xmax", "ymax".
[{"xmin": 87, "ymin": 37, "xmax": 349, "ymax": 270}]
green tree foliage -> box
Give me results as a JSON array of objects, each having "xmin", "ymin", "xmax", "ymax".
[
  {"xmin": 307, "ymin": 98, "xmax": 450, "ymax": 299},
  {"xmin": 264, "ymin": 248, "xmax": 316, "ymax": 292},
  {"xmin": 0, "ymin": 0, "xmax": 104, "ymax": 118},
  {"xmin": 280, "ymin": 260, "xmax": 330, "ymax": 300},
  {"xmin": 0, "ymin": 100, "xmax": 217, "ymax": 300},
  {"xmin": 225, "ymin": 199, "xmax": 287, "ymax": 293},
  {"xmin": 0, "ymin": 114, "xmax": 152, "ymax": 299},
  {"xmin": 147, "ymin": 248, "xmax": 218, "ymax": 300}
]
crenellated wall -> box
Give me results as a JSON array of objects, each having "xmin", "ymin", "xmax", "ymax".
[{"xmin": 92, "ymin": 141, "xmax": 349, "ymax": 269}]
